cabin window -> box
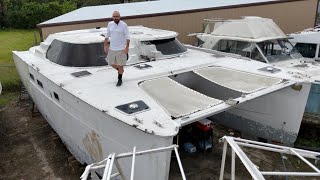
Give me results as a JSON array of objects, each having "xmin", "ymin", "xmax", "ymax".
[
  {"xmin": 213, "ymin": 40, "xmax": 265, "ymax": 61},
  {"xmin": 251, "ymin": 47, "xmax": 265, "ymax": 62},
  {"xmin": 256, "ymin": 39, "xmax": 302, "ymax": 63},
  {"xmin": 294, "ymin": 43, "xmax": 316, "ymax": 58},
  {"xmin": 213, "ymin": 40, "xmax": 253, "ymax": 56},
  {"xmin": 29, "ymin": 73, "xmax": 34, "ymax": 81},
  {"xmin": 46, "ymin": 40, "xmax": 108, "ymax": 67},
  {"xmin": 141, "ymin": 38, "xmax": 187, "ymax": 55},
  {"xmin": 53, "ymin": 92, "xmax": 59, "ymax": 101},
  {"xmin": 37, "ymin": 80, "xmax": 43, "ymax": 88},
  {"xmin": 197, "ymin": 39, "xmax": 205, "ymax": 47},
  {"xmin": 213, "ymin": 40, "xmax": 233, "ymax": 53}
]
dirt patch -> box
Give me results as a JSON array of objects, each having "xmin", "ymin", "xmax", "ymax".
[{"xmin": 0, "ymin": 97, "xmax": 84, "ymax": 180}]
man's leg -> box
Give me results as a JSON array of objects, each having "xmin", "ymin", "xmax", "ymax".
[
  {"xmin": 111, "ymin": 64, "xmax": 118, "ymax": 70},
  {"xmin": 108, "ymin": 50, "xmax": 118, "ymax": 70},
  {"xmin": 116, "ymin": 66, "xmax": 124, "ymax": 86}
]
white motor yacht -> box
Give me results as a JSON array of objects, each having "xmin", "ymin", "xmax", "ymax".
[
  {"xmin": 196, "ymin": 16, "xmax": 320, "ymax": 117},
  {"xmin": 289, "ymin": 25, "xmax": 320, "ymax": 61}
]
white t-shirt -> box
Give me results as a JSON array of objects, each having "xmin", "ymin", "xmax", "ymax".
[{"xmin": 105, "ymin": 21, "xmax": 130, "ymax": 51}]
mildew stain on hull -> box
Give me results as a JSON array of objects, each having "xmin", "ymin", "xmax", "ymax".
[{"xmin": 83, "ymin": 131, "xmax": 103, "ymax": 162}]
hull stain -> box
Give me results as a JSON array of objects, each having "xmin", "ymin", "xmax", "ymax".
[{"xmin": 83, "ymin": 131, "xmax": 103, "ymax": 162}]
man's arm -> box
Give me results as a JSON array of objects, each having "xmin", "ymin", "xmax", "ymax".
[
  {"xmin": 124, "ymin": 39, "xmax": 130, "ymax": 54},
  {"xmin": 124, "ymin": 25, "xmax": 130, "ymax": 54},
  {"xmin": 104, "ymin": 23, "xmax": 110, "ymax": 54},
  {"xmin": 104, "ymin": 38, "xmax": 109, "ymax": 54}
]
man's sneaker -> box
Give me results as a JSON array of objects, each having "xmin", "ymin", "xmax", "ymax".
[{"xmin": 116, "ymin": 79, "xmax": 122, "ymax": 86}]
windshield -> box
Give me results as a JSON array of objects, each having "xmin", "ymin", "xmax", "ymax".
[
  {"xmin": 212, "ymin": 40, "xmax": 265, "ymax": 62},
  {"xmin": 46, "ymin": 39, "xmax": 107, "ymax": 67},
  {"xmin": 256, "ymin": 39, "xmax": 302, "ymax": 63},
  {"xmin": 142, "ymin": 38, "xmax": 187, "ymax": 55}
]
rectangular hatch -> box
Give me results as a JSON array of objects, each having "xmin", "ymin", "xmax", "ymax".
[
  {"xmin": 71, "ymin": 70, "xmax": 92, "ymax": 77},
  {"xmin": 139, "ymin": 77, "xmax": 222, "ymax": 118},
  {"xmin": 194, "ymin": 67, "xmax": 282, "ymax": 93}
]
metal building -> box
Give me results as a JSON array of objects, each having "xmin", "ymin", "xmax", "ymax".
[{"xmin": 37, "ymin": 0, "xmax": 319, "ymax": 44}]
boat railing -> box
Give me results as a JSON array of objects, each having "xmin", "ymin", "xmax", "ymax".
[
  {"xmin": 81, "ymin": 136, "xmax": 320, "ymax": 180},
  {"xmin": 80, "ymin": 144, "xmax": 186, "ymax": 180},
  {"xmin": 220, "ymin": 136, "xmax": 320, "ymax": 180}
]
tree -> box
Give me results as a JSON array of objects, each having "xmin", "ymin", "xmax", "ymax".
[
  {"xmin": 0, "ymin": 0, "xmax": 4, "ymax": 27},
  {"xmin": 4, "ymin": 0, "xmax": 76, "ymax": 28}
]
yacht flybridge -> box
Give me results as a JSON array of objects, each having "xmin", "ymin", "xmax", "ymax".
[
  {"xmin": 196, "ymin": 17, "xmax": 320, "ymax": 78},
  {"xmin": 13, "ymin": 26, "xmax": 311, "ymax": 180}
]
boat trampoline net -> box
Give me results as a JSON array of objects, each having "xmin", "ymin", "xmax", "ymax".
[
  {"xmin": 194, "ymin": 67, "xmax": 283, "ymax": 93},
  {"xmin": 139, "ymin": 77, "xmax": 222, "ymax": 118}
]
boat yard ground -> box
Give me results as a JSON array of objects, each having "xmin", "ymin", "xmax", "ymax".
[{"xmin": 0, "ymin": 96, "xmax": 320, "ymax": 180}]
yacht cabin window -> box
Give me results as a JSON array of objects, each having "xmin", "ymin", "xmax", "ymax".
[
  {"xmin": 256, "ymin": 39, "xmax": 302, "ymax": 63},
  {"xmin": 294, "ymin": 43, "xmax": 317, "ymax": 58},
  {"xmin": 141, "ymin": 38, "xmax": 187, "ymax": 55},
  {"xmin": 213, "ymin": 40, "xmax": 265, "ymax": 62},
  {"xmin": 46, "ymin": 40, "xmax": 108, "ymax": 67}
]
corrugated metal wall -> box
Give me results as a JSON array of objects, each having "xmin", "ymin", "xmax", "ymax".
[{"xmin": 40, "ymin": 0, "xmax": 318, "ymax": 44}]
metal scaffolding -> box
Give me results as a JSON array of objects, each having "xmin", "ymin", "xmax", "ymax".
[
  {"xmin": 220, "ymin": 136, "xmax": 320, "ymax": 180},
  {"xmin": 80, "ymin": 145, "xmax": 186, "ymax": 180},
  {"xmin": 80, "ymin": 136, "xmax": 320, "ymax": 180}
]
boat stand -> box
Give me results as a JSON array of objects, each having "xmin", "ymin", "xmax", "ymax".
[
  {"xmin": 30, "ymin": 101, "xmax": 40, "ymax": 117},
  {"xmin": 18, "ymin": 82, "xmax": 40, "ymax": 117},
  {"xmin": 80, "ymin": 145, "xmax": 186, "ymax": 180},
  {"xmin": 19, "ymin": 82, "xmax": 29, "ymax": 101}
]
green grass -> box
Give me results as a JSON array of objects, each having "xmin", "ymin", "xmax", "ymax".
[
  {"xmin": 295, "ymin": 137, "xmax": 320, "ymax": 149},
  {"xmin": 0, "ymin": 29, "xmax": 40, "ymax": 92},
  {"xmin": 0, "ymin": 91, "xmax": 19, "ymax": 107}
]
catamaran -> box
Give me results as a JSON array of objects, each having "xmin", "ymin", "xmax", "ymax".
[{"xmin": 13, "ymin": 26, "xmax": 311, "ymax": 179}]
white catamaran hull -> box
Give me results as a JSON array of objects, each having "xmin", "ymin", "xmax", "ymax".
[
  {"xmin": 14, "ymin": 57, "xmax": 174, "ymax": 180},
  {"xmin": 212, "ymin": 83, "xmax": 310, "ymax": 144},
  {"xmin": 168, "ymin": 67, "xmax": 310, "ymax": 144}
]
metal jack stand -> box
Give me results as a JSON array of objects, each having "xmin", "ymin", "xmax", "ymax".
[
  {"xmin": 19, "ymin": 82, "xmax": 29, "ymax": 101},
  {"xmin": 31, "ymin": 100, "xmax": 40, "ymax": 117}
]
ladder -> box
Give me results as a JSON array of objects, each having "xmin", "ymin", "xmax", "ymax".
[{"xmin": 80, "ymin": 145, "xmax": 186, "ymax": 180}]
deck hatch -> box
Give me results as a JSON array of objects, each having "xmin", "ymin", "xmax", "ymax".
[
  {"xmin": 134, "ymin": 64, "xmax": 152, "ymax": 70},
  {"xmin": 194, "ymin": 67, "xmax": 282, "ymax": 93},
  {"xmin": 71, "ymin": 70, "xmax": 92, "ymax": 77},
  {"xmin": 293, "ymin": 64, "xmax": 309, "ymax": 68},
  {"xmin": 115, "ymin": 100, "xmax": 149, "ymax": 115},
  {"xmin": 258, "ymin": 66, "xmax": 281, "ymax": 73},
  {"xmin": 140, "ymin": 77, "xmax": 221, "ymax": 118}
]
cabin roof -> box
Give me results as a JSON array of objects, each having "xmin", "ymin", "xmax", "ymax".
[{"xmin": 207, "ymin": 16, "xmax": 288, "ymax": 41}]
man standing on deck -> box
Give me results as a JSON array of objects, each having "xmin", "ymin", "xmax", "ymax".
[{"xmin": 104, "ymin": 11, "xmax": 130, "ymax": 86}]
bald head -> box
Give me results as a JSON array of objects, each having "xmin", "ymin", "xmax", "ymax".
[{"xmin": 112, "ymin": 11, "xmax": 121, "ymax": 24}]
